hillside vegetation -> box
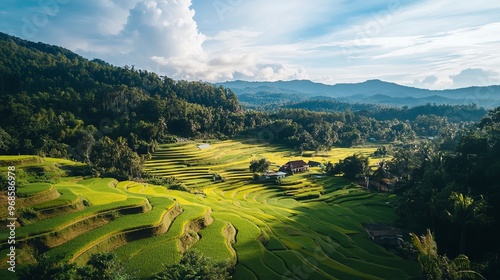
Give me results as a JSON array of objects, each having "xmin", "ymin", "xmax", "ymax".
[{"xmin": 0, "ymin": 142, "xmax": 419, "ymax": 279}]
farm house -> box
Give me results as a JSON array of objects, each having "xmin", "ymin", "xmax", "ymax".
[
  {"xmin": 279, "ymin": 160, "xmax": 309, "ymax": 173},
  {"xmin": 363, "ymin": 223, "xmax": 404, "ymax": 247},
  {"xmin": 197, "ymin": 143, "xmax": 211, "ymax": 149},
  {"xmin": 264, "ymin": 171, "xmax": 287, "ymax": 179}
]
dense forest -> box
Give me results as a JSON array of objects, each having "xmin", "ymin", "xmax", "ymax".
[
  {"xmin": 390, "ymin": 107, "xmax": 500, "ymax": 279},
  {"xmin": 1, "ymin": 32, "xmax": 500, "ymax": 279}
]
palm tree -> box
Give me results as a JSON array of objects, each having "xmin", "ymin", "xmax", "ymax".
[
  {"xmin": 446, "ymin": 192, "xmax": 488, "ymax": 254},
  {"xmin": 410, "ymin": 229, "xmax": 440, "ymax": 279},
  {"xmin": 410, "ymin": 229, "xmax": 485, "ymax": 280},
  {"xmin": 372, "ymin": 160, "xmax": 390, "ymax": 191}
]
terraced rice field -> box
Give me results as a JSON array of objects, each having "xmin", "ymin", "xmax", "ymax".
[{"xmin": 0, "ymin": 141, "xmax": 418, "ymax": 279}]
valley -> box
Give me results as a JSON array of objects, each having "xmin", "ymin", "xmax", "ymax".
[{"xmin": 0, "ymin": 140, "xmax": 419, "ymax": 279}]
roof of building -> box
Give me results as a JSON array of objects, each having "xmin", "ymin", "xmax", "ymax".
[
  {"xmin": 285, "ymin": 160, "xmax": 308, "ymax": 167},
  {"xmin": 363, "ymin": 223, "xmax": 402, "ymax": 237},
  {"xmin": 197, "ymin": 143, "xmax": 211, "ymax": 149}
]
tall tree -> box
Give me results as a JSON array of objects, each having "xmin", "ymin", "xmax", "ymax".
[
  {"xmin": 338, "ymin": 154, "xmax": 370, "ymax": 180},
  {"xmin": 446, "ymin": 192, "xmax": 488, "ymax": 254}
]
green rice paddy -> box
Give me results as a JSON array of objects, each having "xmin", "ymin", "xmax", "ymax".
[{"xmin": 0, "ymin": 140, "xmax": 418, "ymax": 279}]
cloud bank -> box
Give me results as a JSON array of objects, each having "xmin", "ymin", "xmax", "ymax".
[{"xmin": 2, "ymin": 0, "xmax": 500, "ymax": 88}]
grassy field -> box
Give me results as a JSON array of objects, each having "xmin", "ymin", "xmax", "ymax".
[{"xmin": 0, "ymin": 141, "xmax": 418, "ymax": 279}]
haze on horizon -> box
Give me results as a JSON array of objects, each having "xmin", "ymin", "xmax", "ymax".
[{"xmin": 1, "ymin": 0, "xmax": 499, "ymax": 89}]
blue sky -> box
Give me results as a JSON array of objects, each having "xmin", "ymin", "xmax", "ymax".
[{"xmin": 1, "ymin": 0, "xmax": 499, "ymax": 89}]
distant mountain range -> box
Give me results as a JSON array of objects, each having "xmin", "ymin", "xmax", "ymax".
[{"xmin": 217, "ymin": 79, "xmax": 500, "ymax": 108}]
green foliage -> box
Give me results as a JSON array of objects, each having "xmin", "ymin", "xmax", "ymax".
[
  {"xmin": 249, "ymin": 158, "xmax": 270, "ymax": 173},
  {"xmin": 410, "ymin": 230, "xmax": 485, "ymax": 280},
  {"xmin": 412, "ymin": 114, "xmax": 448, "ymax": 137},
  {"xmin": 153, "ymin": 250, "xmax": 233, "ymax": 280},
  {"xmin": 19, "ymin": 207, "xmax": 39, "ymax": 221},
  {"xmin": 169, "ymin": 181, "xmax": 190, "ymax": 192},
  {"xmin": 283, "ymin": 101, "xmax": 487, "ymax": 123},
  {"xmin": 373, "ymin": 145, "xmax": 391, "ymax": 156},
  {"xmin": 90, "ymin": 136, "xmax": 142, "ymax": 180},
  {"xmin": 192, "ymin": 220, "xmax": 233, "ymax": 262},
  {"xmin": 45, "ymin": 197, "xmax": 173, "ymax": 260},
  {"xmin": 0, "ymin": 172, "xmax": 7, "ymax": 191},
  {"xmin": 17, "ymin": 254, "xmax": 77, "ymax": 280},
  {"xmin": 77, "ymin": 253, "xmax": 136, "ymax": 280},
  {"xmin": 0, "ymin": 127, "xmax": 12, "ymax": 153},
  {"xmin": 17, "ymin": 253, "xmax": 135, "ymax": 280},
  {"xmin": 327, "ymin": 154, "xmax": 369, "ymax": 180},
  {"xmin": 446, "ymin": 192, "xmax": 489, "ymax": 253}
]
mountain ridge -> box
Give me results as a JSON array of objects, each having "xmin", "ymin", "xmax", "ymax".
[{"xmin": 217, "ymin": 79, "xmax": 500, "ymax": 108}]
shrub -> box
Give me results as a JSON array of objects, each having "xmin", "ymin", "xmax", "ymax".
[
  {"xmin": 169, "ymin": 182, "xmax": 189, "ymax": 192},
  {"xmin": 19, "ymin": 207, "xmax": 38, "ymax": 221},
  {"xmin": 0, "ymin": 173, "xmax": 7, "ymax": 191},
  {"xmin": 77, "ymin": 252, "xmax": 136, "ymax": 280},
  {"xmin": 249, "ymin": 158, "xmax": 270, "ymax": 173},
  {"xmin": 153, "ymin": 250, "xmax": 233, "ymax": 280}
]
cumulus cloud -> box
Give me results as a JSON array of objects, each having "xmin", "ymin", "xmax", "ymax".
[
  {"xmin": 129, "ymin": 1, "xmax": 205, "ymax": 57},
  {"xmin": 449, "ymin": 68, "xmax": 500, "ymax": 88},
  {"xmin": 255, "ymin": 65, "xmax": 309, "ymax": 81},
  {"xmin": 412, "ymin": 75, "xmax": 438, "ymax": 88},
  {"xmin": 107, "ymin": 0, "xmax": 306, "ymax": 81}
]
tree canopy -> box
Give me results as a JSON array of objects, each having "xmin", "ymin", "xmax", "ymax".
[
  {"xmin": 249, "ymin": 158, "xmax": 271, "ymax": 173},
  {"xmin": 17, "ymin": 253, "xmax": 135, "ymax": 280},
  {"xmin": 326, "ymin": 154, "xmax": 369, "ymax": 180},
  {"xmin": 153, "ymin": 250, "xmax": 233, "ymax": 280},
  {"xmin": 393, "ymin": 107, "xmax": 500, "ymax": 278}
]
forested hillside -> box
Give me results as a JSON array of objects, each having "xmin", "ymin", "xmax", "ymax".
[
  {"xmin": 0, "ymin": 32, "xmax": 243, "ymax": 178},
  {"xmin": 0, "ymin": 32, "xmax": 491, "ymax": 180}
]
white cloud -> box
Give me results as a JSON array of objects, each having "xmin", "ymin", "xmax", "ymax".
[
  {"xmin": 449, "ymin": 69, "xmax": 500, "ymax": 88},
  {"xmin": 81, "ymin": 0, "xmax": 308, "ymax": 81},
  {"xmin": 411, "ymin": 75, "xmax": 438, "ymax": 88},
  {"xmin": 4, "ymin": 0, "xmax": 500, "ymax": 87},
  {"xmin": 124, "ymin": 0, "xmax": 206, "ymax": 59},
  {"xmin": 287, "ymin": 0, "xmax": 500, "ymax": 88},
  {"xmin": 255, "ymin": 65, "xmax": 308, "ymax": 81}
]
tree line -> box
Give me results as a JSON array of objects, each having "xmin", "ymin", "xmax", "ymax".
[{"xmin": 18, "ymin": 250, "xmax": 232, "ymax": 280}]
